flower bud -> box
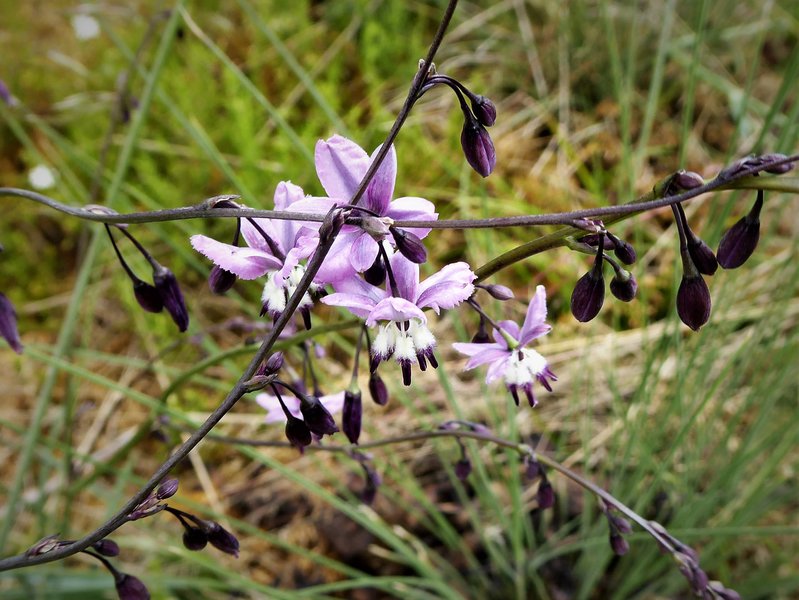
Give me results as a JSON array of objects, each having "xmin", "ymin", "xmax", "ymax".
[
  {"xmin": 523, "ymin": 455, "xmax": 542, "ymax": 481},
  {"xmin": 454, "ymin": 458, "xmax": 472, "ymax": 481},
  {"xmin": 717, "ymin": 190, "xmax": 763, "ymax": 269},
  {"xmin": 153, "ymin": 266, "xmax": 189, "ymax": 332},
  {"xmin": 133, "ymin": 280, "xmax": 163, "ymax": 313},
  {"xmin": 299, "ymin": 394, "xmax": 339, "ymax": 437},
  {"xmin": 285, "ymin": 415, "xmax": 312, "ymax": 448},
  {"xmin": 93, "ymin": 539, "xmax": 120, "ymax": 557},
  {"xmin": 471, "ymin": 319, "xmax": 491, "ymax": 344},
  {"xmin": 470, "ymin": 94, "xmax": 497, "ymax": 126},
  {"xmin": 368, "ymin": 373, "xmax": 389, "ymax": 406},
  {"xmin": 259, "ymin": 352, "xmax": 285, "ymax": 376},
  {"xmin": 342, "ymin": 389, "xmax": 363, "ymax": 444},
  {"xmin": 0, "ymin": 292, "xmax": 23, "ymax": 354},
  {"xmin": 609, "ymin": 270, "xmax": 637, "ymax": 302},
  {"xmin": 461, "ymin": 118, "xmax": 496, "ymax": 177},
  {"xmin": 156, "ymin": 478, "xmax": 179, "ymax": 500},
  {"xmin": 208, "ymin": 265, "xmax": 236, "ymax": 295},
  {"xmin": 182, "ymin": 527, "xmax": 208, "ymax": 551},
  {"xmin": 687, "ymin": 235, "xmax": 718, "ymax": 276},
  {"xmin": 205, "ymin": 521, "xmax": 240, "ymax": 558},
  {"xmin": 677, "ymin": 554, "xmax": 709, "ymax": 595},
  {"xmin": 677, "ymin": 273, "xmax": 711, "ymax": 331},
  {"xmin": 671, "ymin": 170, "xmax": 704, "ymax": 190},
  {"xmin": 114, "ymin": 573, "xmax": 150, "ymax": 600},
  {"xmin": 364, "ymin": 254, "xmax": 386, "ymax": 286},
  {"xmin": 707, "ymin": 582, "xmax": 742, "ymax": 600},
  {"xmin": 759, "ymin": 153, "xmax": 794, "ymax": 174},
  {"xmin": 536, "ymin": 477, "xmax": 555, "ymax": 509},
  {"xmin": 570, "ymin": 268, "xmax": 605, "ymax": 322},
  {"xmin": 612, "ymin": 239, "xmax": 637, "ymax": 265},
  {"xmin": 481, "ymin": 283, "xmax": 514, "ymax": 301},
  {"xmin": 390, "ymin": 227, "xmax": 427, "ymax": 264},
  {"xmin": 609, "ymin": 532, "xmax": 630, "ymax": 556}
]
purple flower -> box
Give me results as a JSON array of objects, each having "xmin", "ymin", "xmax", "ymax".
[
  {"xmin": 191, "ymin": 182, "xmax": 332, "ymax": 319},
  {"xmin": 313, "ymin": 135, "xmax": 438, "ymax": 281},
  {"xmin": 322, "ymin": 253, "xmax": 475, "ymax": 385},
  {"xmin": 255, "ymin": 390, "xmax": 345, "ymax": 424},
  {"xmin": 453, "ymin": 285, "xmax": 556, "ymax": 407}
]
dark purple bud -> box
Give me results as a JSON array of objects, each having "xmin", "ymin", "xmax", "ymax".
[
  {"xmin": 115, "ymin": 573, "xmax": 150, "ymax": 600},
  {"xmin": 319, "ymin": 207, "xmax": 348, "ymax": 245},
  {"xmin": 299, "ymin": 394, "xmax": 339, "ymax": 437},
  {"xmin": 609, "ymin": 514, "xmax": 633, "ymax": 535},
  {"xmin": 481, "ymin": 283, "xmax": 514, "ymax": 300},
  {"xmin": 609, "ymin": 270, "xmax": 637, "ymax": 302},
  {"xmin": 471, "ymin": 322, "xmax": 491, "ymax": 344},
  {"xmin": 570, "ymin": 269, "xmax": 605, "ymax": 322},
  {"xmin": 717, "ymin": 190, "xmax": 763, "ymax": 269},
  {"xmin": 687, "ymin": 236, "xmax": 718, "ymax": 276},
  {"xmin": 677, "ymin": 555, "xmax": 709, "ymax": 595},
  {"xmin": 153, "ymin": 266, "xmax": 189, "ymax": 332},
  {"xmin": 342, "ymin": 389, "xmax": 363, "ymax": 444},
  {"xmin": 454, "ymin": 458, "xmax": 472, "ymax": 481},
  {"xmin": 523, "ymin": 455, "xmax": 542, "ymax": 481},
  {"xmin": 25, "ymin": 534, "xmax": 61, "ymax": 557},
  {"xmin": 0, "ymin": 79, "xmax": 16, "ymax": 106},
  {"xmin": 205, "ymin": 521, "xmax": 240, "ymax": 558},
  {"xmin": 359, "ymin": 463, "xmax": 382, "ymax": 505},
  {"xmin": 461, "ymin": 118, "xmax": 496, "ymax": 177},
  {"xmin": 677, "ymin": 273, "xmax": 711, "ymax": 331},
  {"xmin": 471, "ymin": 95, "xmax": 497, "ymax": 126},
  {"xmin": 672, "ymin": 170, "xmax": 704, "ymax": 190},
  {"xmin": 156, "ymin": 478, "xmax": 179, "ymax": 500},
  {"xmin": 536, "ymin": 477, "xmax": 555, "ymax": 509},
  {"xmin": 368, "ymin": 373, "xmax": 389, "ymax": 406},
  {"xmin": 133, "ymin": 280, "xmax": 163, "ymax": 313},
  {"xmin": 612, "ymin": 239, "xmax": 636, "ymax": 265},
  {"xmin": 390, "ymin": 227, "xmax": 427, "ymax": 264},
  {"xmin": 759, "ymin": 153, "xmax": 794, "ymax": 174},
  {"xmin": 718, "ymin": 156, "xmax": 752, "ymax": 179},
  {"xmin": 0, "ymin": 292, "xmax": 23, "ymax": 354},
  {"xmin": 208, "ymin": 265, "xmax": 237, "ymax": 295},
  {"xmin": 182, "ymin": 527, "xmax": 208, "ymax": 551},
  {"xmin": 364, "ymin": 255, "xmax": 386, "ymax": 286},
  {"xmin": 285, "ymin": 415, "xmax": 312, "ymax": 448},
  {"xmin": 609, "ymin": 532, "xmax": 630, "ymax": 556},
  {"xmin": 258, "ymin": 352, "xmax": 284, "ymax": 377},
  {"xmin": 578, "ymin": 233, "xmax": 614, "ymax": 249},
  {"xmin": 92, "ymin": 539, "xmax": 121, "ymax": 557}
]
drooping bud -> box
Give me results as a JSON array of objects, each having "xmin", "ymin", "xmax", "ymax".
[
  {"xmin": 461, "ymin": 117, "xmax": 496, "ymax": 177},
  {"xmin": 359, "ymin": 462, "xmax": 382, "ymax": 505},
  {"xmin": 0, "ymin": 292, "xmax": 23, "ymax": 354},
  {"xmin": 299, "ymin": 394, "xmax": 339, "ymax": 437},
  {"xmin": 707, "ymin": 581, "xmax": 742, "ymax": 600},
  {"xmin": 481, "ymin": 283, "xmax": 514, "ymax": 301},
  {"xmin": 182, "ymin": 527, "xmax": 208, "ymax": 551},
  {"xmin": 471, "ymin": 316, "xmax": 491, "ymax": 343},
  {"xmin": 205, "ymin": 521, "xmax": 240, "ymax": 558},
  {"xmin": 92, "ymin": 539, "xmax": 121, "ymax": 557},
  {"xmin": 571, "ymin": 239, "xmax": 606, "ymax": 322},
  {"xmin": 454, "ymin": 458, "xmax": 472, "ymax": 481},
  {"xmin": 364, "ymin": 254, "xmax": 386, "ymax": 286},
  {"xmin": 523, "ymin": 455, "xmax": 542, "ymax": 481},
  {"xmin": 114, "ymin": 573, "xmax": 150, "ymax": 600},
  {"xmin": 368, "ymin": 372, "xmax": 389, "ymax": 406},
  {"xmin": 676, "ymin": 269, "xmax": 711, "ymax": 331},
  {"xmin": 258, "ymin": 352, "xmax": 284, "ymax": 377},
  {"xmin": 132, "ymin": 280, "xmax": 163, "ymax": 313},
  {"xmin": 677, "ymin": 554, "xmax": 709, "ymax": 596},
  {"xmin": 687, "ymin": 235, "xmax": 718, "ymax": 276},
  {"xmin": 285, "ymin": 415, "xmax": 312, "ymax": 448},
  {"xmin": 536, "ymin": 476, "xmax": 555, "ymax": 509},
  {"xmin": 155, "ymin": 478, "xmax": 179, "ymax": 500},
  {"xmin": 609, "ymin": 269, "xmax": 637, "ymax": 302},
  {"xmin": 153, "ymin": 265, "xmax": 189, "ymax": 332},
  {"xmin": 208, "ymin": 265, "xmax": 237, "ymax": 295},
  {"xmin": 717, "ymin": 190, "xmax": 763, "ymax": 269},
  {"xmin": 390, "ymin": 227, "xmax": 427, "ymax": 264},
  {"xmin": 611, "ymin": 238, "xmax": 636, "ymax": 265},
  {"xmin": 470, "ymin": 95, "xmax": 497, "ymax": 127},
  {"xmin": 342, "ymin": 389, "xmax": 363, "ymax": 444}
]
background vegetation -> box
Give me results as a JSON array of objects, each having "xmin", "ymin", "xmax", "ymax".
[{"xmin": 0, "ymin": 0, "xmax": 797, "ymax": 598}]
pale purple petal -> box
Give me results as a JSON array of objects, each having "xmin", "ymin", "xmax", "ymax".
[
  {"xmin": 389, "ymin": 253, "xmax": 419, "ymax": 302},
  {"xmin": 452, "ymin": 342, "xmax": 508, "ymax": 369},
  {"xmin": 485, "ymin": 355, "xmax": 511, "ymax": 384},
  {"xmin": 318, "ymin": 391, "xmax": 346, "ymax": 415},
  {"xmin": 255, "ymin": 393, "xmax": 301, "ymax": 423},
  {"xmin": 329, "ymin": 267, "xmax": 386, "ymax": 302},
  {"xmin": 416, "ymin": 262, "xmax": 475, "ymax": 312},
  {"xmin": 191, "ymin": 235, "xmax": 280, "ymax": 279},
  {"xmin": 240, "ymin": 217, "xmax": 282, "ymax": 255},
  {"xmin": 273, "ymin": 180, "xmax": 305, "ymax": 211},
  {"xmin": 321, "ymin": 292, "xmax": 377, "ymax": 319},
  {"xmin": 315, "ymin": 135, "xmax": 370, "ymax": 201},
  {"xmin": 519, "ymin": 285, "xmax": 551, "ymax": 345},
  {"xmin": 492, "ymin": 320, "xmax": 520, "ymax": 346},
  {"xmin": 350, "ymin": 233, "xmax": 380, "ymax": 272},
  {"xmin": 367, "ymin": 297, "xmax": 426, "ymax": 325},
  {"xmin": 313, "ymin": 231, "xmax": 361, "ymax": 285},
  {"xmin": 272, "ymin": 181, "xmax": 307, "ymax": 251},
  {"xmin": 364, "ymin": 144, "xmax": 396, "ymax": 215},
  {"xmin": 386, "ymin": 196, "xmax": 438, "ymax": 239}
]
